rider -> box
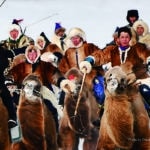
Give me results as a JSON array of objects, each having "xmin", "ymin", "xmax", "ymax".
[{"xmin": 79, "ymin": 26, "xmax": 150, "ymax": 115}]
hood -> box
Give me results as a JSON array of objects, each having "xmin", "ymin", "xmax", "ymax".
[
  {"xmin": 133, "ymin": 19, "xmax": 149, "ymax": 36},
  {"xmin": 66, "ymin": 27, "xmax": 86, "ymax": 48},
  {"xmin": 25, "ymin": 45, "xmax": 41, "ymax": 64}
]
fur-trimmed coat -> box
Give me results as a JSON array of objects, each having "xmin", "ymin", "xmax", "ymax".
[
  {"xmin": 0, "ymin": 34, "xmax": 33, "ymax": 50},
  {"xmin": 51, "ymin": 33, "xmax": 67, "ymax": 53},
  {"xmin": 59, "ymin": 41, "xmax": 104, "ymax": 88},
  {"xmin": 42, "ymin": 43, "xmax": 64, "ymax": 55},
  {"xmin": 10, "ymin": 60, "xmax": 63, "ymax": 87},
  {"xmin": 92, "ymin": 43, "xmax": 150, "ymax": 79},
  {"xmin": 8, "ymin": 46, "xmax": 64, "ymax": 88}
]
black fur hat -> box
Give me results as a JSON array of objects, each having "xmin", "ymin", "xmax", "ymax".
[{"xmin": 126, "ymin": 9, "xmax": 139, "ymax": 22}]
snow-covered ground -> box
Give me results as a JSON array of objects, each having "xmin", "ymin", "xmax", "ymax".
[{"xmin": 0, "ymin": 0, "xmax": 150, "ymax": 48}]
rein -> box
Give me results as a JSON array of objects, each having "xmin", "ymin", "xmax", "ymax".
[
  {"xmin": 67, "ymin": 70, "xmax": 88, "ymax": 136},
  {"xmin": 74, "ymin": 70, "xmax": 86, "ymax": 115}
]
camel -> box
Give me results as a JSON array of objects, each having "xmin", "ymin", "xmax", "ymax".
[
  {"xmin": 58, "ymin": 68, "xmax": 99, "ymax": 150},
  {"xmin": 96, "ymin": 66, "xmax": 150, "ymax": 150},
  {"xmin": 11, "ymin": 74, "xmax": 58, "ymax": 150}
]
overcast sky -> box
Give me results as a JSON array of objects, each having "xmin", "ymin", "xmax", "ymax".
[{"xmin": 0, "ymin": 0, "xmax": 149, "ymax": 48}]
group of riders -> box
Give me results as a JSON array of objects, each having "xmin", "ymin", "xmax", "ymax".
[{"xmin": 0, "ymin": 9, "xmax": 150, "ymax": 137}]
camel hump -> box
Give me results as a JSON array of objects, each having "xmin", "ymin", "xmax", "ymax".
[{"xmin": 10, "ymin": 54, "xmax": 26, "ymax": 69}]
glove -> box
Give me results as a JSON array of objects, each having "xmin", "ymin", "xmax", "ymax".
[
  {"xmin": 136, "ymin": 77, "xmax": 150, "ymax": 87},
  {"xmin": 79, "ymin": 56, "xmax": 95, "ymax": 74},
  {"xmin": 60, "ymin": 79, "xmax": 76, "ymax": 93},
  {"xmin": 79, "ymin": 61, "xmax": 92, "ymax": 74},
  {"xmin": 102, "ymin": 62, "xmax": 112, "ymax": 71}
]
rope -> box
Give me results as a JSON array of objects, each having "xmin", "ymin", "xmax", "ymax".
[
  {"xmin": 74, "ymin": 69, "xmax": 87, "ymax": 115},
  {"xmin": 0, "ymin": 0, "xmax": 6, "ymax": 7},
  {"xmin": 23, "ymin": 13, "xmax": 58, "ymax": 34}
]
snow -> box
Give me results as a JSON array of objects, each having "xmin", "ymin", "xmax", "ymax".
[{"xmin": 0, "ymin": 0, "xmax": 150, "ymax": 48}]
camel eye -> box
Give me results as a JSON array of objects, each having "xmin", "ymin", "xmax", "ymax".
[
  {"xmin": 27, "ymin": 83, "xmax": 33, "ymax": 88},
  {"xmin": 109, "ymin": 74, "xmax": 112, "ymax": 77},
  {"xmin": 107, "ymin": 78, "xmax": 111, "ymax": 82}
]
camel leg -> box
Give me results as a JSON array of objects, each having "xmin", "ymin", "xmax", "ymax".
[
  {"xmin": 0, "ymin": 99, "xmax": 10, "ymax": 150},
  {"xmin": 83, "ymin": 127, "xmax": 99, "ymax": 150}
]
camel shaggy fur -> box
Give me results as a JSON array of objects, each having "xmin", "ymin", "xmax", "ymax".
[
  {"xmin": 58, "ymin": 68, "xmax": 99, "ymax": 150},
  {"xmin": 0, "ymin": 96, "xmax": 10, "ymax": 150},
  {"xmin": 96, "ymin": 66, "xmax": 150, "ymax": 150},
  {"xmin": 11, "ymin": 74, "xmax": 58, "ymax": 150}
]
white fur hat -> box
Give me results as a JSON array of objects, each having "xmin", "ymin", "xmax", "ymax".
[
  {"xmin": 66, "ymin": 27, "xmax": 86, "ymax": 48},
  {"xmin": 133, "ymin": 19, "xmax": 149, "ymax": 36},
  {"xmin": 9, "ymin": 24, "xmax": 21, "ymax": 32},
  {"xmin": 9, "ymin": 19, "xmax": 23, "ymax": 40},
  {"xmin": 67, "ymin": 27, "xmax": 86, "ymax": 41},
  {"xmin": 35, "ymin": 36, "xmax": 46, "ymax": 50}
]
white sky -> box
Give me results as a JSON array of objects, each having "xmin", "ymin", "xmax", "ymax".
[{"xmin": 0, "ymin": 0, "xmax": 150, "ymax": 48}]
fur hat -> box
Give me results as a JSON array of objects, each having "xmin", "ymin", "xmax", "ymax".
[
  {"xmin": 66, "ymin": 27, "xmax": 86, "ymax": 48},
  {"xmin": 67, "ymin": 27, "xmax": 86, "ymax": 41},
  {"xmin": 55, "ymin": 22, "xmax": 66, "ymax": 35},
  {"xmin": 9, "ymin": 19, "xmax": 23, "ymax": 40},
  {"xmin": 35, "ymin": 36, "xmax": 46, "ymax": 50},
  {"xmin": 126, "ymin": 9, "xmax": 139, "ymax": 22}
]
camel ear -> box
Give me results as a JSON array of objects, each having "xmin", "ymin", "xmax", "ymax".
[{"xmin": 60, "ymin": 79, "xmax": 76, "ymax": 93}]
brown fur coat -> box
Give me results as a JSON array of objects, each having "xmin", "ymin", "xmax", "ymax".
[
  {"xmin": 93, "ymin": 43, "xmax": 150, "ymax": 79},
  {"xmin": 59, "ymin": 41, "xmax": 104, "ymax": 88},
  {"xmin": 8, "ymin": 44, "xmax": 64, "ymax": 89}
]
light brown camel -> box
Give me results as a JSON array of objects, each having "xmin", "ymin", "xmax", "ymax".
[{"xmin": 11, "ymin": 74, "xmax": 58, "ymax": 150}]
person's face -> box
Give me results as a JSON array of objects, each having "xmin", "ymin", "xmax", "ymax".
[
  {"xmin": 56, "ymin": 30, "xmax": 65, "ymax": 37},
  {"xmin": 71, "ymin": 36, "xmax": 82, "ymax": 46},
  {"xmin": 37, "ymin": 39, "xmax": 44, "ymax": 48},
  {"xmin": 136, "ymin": 26, "xmax": 144, "ymax": 36},
  {"xmin": 129, "ymin": 16, "xmax": 137, "ymax": 25},
  {"xmin": 10, "ymin": 29, "xmax": 19, "ymax": 40},
  {"xmin": 118, "ymin": 32, "xmax": 131, "ymax": 47},
  {"xmin": 27, "ymin": 50, "xmax": 38, "ymax": 62}
]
